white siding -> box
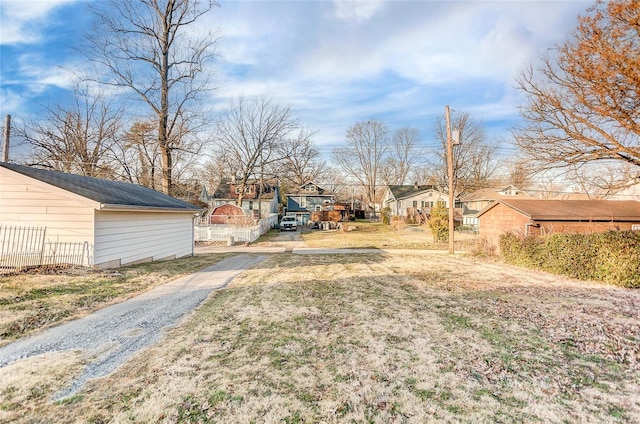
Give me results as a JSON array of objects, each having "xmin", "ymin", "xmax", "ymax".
[
  {"xmin": 94, "ymin": 211, "xmax": 194, "ymax": 267},
  {"xmin": 0, "ymin": 168, "xmax": 95, "ymax": 244}
]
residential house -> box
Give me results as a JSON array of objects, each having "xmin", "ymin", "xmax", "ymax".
[
  {"xmin": 285, "ymin": 182, "xmax": 336, "ymax": 225},
  {"xmin": 459, "ymin": 185, "xmax": 531, "ymax": 229},
  {"xmin": 199, "ymin": 179, "xmax": 280, "ymax": 221},
  {"xmin": 382, "ymin": 184, "xmax": 450, "ymax": 218},
  {"xmin": 0, "ymin": 162, "xmax": 200, "ymax": 269},
  {"xmin": 606, "ymin": 182, "xmax": 640, "ymax": 201},
  {"xmin": 477, "ymin": 199, "xmax": 640, "ymax": 253}
]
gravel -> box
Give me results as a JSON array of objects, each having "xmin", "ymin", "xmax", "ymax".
[{"xmin": 0, "ymin": 254, "xmax": 266, "ymax": 400}]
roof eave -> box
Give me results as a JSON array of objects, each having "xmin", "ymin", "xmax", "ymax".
[{"xmin": 100, "ymin": 204, "xmax": 202, "ymax": 213}]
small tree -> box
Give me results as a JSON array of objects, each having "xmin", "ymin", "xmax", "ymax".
[
  {"xmin": 381, "ymin": 206, "xmax": 392, "ymax": 225},
  {"xmin": 428, "ymin": 201, "xmax": 449, "ymax": 242}
]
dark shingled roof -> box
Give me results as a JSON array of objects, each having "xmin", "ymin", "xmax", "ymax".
[
  {"xmin": 478, "ymin": 199, "xmax": 640, "ymax": 221},
  {"xmin": 1, "ymin": 163, "xmax": 200, "ymax": 211},
  {"xmin": 387, "ymin": 184, "xmax": 438, "ymax": 200}
]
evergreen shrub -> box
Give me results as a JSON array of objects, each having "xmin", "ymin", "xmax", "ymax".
[{"xmin": 499, "ymin": 230, "xmax": 640, "ymax": 288}]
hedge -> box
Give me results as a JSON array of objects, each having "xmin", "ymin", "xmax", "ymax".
[{"xmin": 499, "ymin": 230, "xmax": 640, "ymax": 288}]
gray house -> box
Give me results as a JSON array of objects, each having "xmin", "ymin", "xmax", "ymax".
[{"xmin": 285, "ymin": 182, "xmax": 336, "ymax": 225}]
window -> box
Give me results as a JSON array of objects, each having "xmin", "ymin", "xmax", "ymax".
[
  {"xmin": 421, "ymin": 201, "xmax": 425, "ymax": 208},
  {"xmin": 632, "ymin": 225, "xmax": 640, "ymax": 231},
  {"xmin": 234, "ymin": 185, "xmax": 251, "ymax": 194},
  {"xmin": 249, "ymin": 201, "xmax": 253, "ymax": 210},
  {"xmin": 413, "ymin": 200, "xmax": 418, "ymax": 208},
  {"xmin": 315, "ymin": 205, "xmax": 322, "ymax": 211}
]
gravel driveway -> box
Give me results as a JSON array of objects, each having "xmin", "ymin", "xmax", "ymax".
[{"xmin": 0, "ymin": 254, "xmax": 265, "ymax": 400}]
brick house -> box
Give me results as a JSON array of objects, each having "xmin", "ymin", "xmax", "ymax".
[
  {"xmin": 459, "ymin": 185, "xmax": 531, "ymax": 230},
  {"xmin": 199, "ymin": 179, "xmax": 280, "ymax": 221},
  {"xmin": 477, "ymin": 199, "xmax": 640, "ymax": 253}
]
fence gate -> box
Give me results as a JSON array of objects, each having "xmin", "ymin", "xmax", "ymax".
[
  {"xmin": 0, "ymin": 226, "xmax": 47, "ymax": 273},
  {"xmin": 0, "ymin": 226, "xmax": 89, "ymax": 274}
]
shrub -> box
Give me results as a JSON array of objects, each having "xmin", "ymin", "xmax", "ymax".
[
  {"xmin": 390, "ymin": 215, "xmax": 406, "ymax": 233},
  {"xmin": 499, "ymin": 230, "xmax": 640, "ymax": 288},
  {"xmin": 428, "ymin": 201, "xmax": 448, "ymax": 242},
  {"xmin": 381, "ymin": 207, "xmax": 392, "ymax": 225}
]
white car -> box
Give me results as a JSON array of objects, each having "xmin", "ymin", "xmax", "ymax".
[{"xmin": 280, "ymin": 216, "xmax": 297, "ymax": 231}]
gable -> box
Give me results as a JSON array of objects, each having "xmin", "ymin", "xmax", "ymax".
[{"xmin": 387, "ymin": 185, "xmax": 439, "ymax": 200}]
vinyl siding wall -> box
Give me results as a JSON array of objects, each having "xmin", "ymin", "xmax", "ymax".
[
  {"xmin": 390, "ymin": 191, "xmax": 449, "ymax": 216},
  {"xmin": 0, "ymin": 168, "xmax": 95, "ymax": 244},
  {"xmin": 94, "ymin": 211, "xmax": 194, "ymax": 268}
]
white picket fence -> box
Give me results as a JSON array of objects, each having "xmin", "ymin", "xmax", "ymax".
[{"xmin": 195, "ymin": 214, "xmax": 278, "ymax": 243}]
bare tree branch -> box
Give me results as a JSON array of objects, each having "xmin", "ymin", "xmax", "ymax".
[
  {"xmin": 513, "ymin": 0, "xmax": 640, "ymax": 189},
  {"xmin": 84, "ymin": 0, "xmax": 220, "ymax": 194}
]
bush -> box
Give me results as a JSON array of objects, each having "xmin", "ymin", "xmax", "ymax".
[
  {"xmin": 381, "ymin": 207, "xmax": 392, "ymax": 225},
  {"xmin": 390, "ymin": 215, "xmax": 406, "ymax": 233},
  {"xmin": 499, "ymin": 230, "xmax": 640, "ymax": 288},
  {"xmin": 428, "ymin": 201, "xmax": 448, "ymax": 242}
]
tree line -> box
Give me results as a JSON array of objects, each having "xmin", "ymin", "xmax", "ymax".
[{"xmin": 5, "ymin": 0, "xmax": 639, "ymax": 204}]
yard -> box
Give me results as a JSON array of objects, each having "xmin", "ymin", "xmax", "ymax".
[{"xmin": 1, "ymin": 245, "xmax": 639, "ymax": 422}]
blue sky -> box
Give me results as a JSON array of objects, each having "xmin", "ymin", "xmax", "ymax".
[{"xmin": 0, "ymin": 0, "xmax": 591, "ymax": 162}]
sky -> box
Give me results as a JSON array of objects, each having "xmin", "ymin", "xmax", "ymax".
[{"xmin": 0, "ymin": 0, "xmax": 592, "ymax": 165}]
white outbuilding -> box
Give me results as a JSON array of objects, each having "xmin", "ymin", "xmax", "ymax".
[{"xmin": 0, "ymin": 163, "xmax": 201, "ymax": 269}]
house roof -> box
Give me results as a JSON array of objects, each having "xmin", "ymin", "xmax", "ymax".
[
  {"xmin": 387, "ymin": 184, "xmax": 439, "ymax": 200},
  {"xmin": 207, "ymin": 180, "xmax": 278, "ymax": 200},
  {"xmin": 477, "ymin": 199, "xmax": 640, "ymax": 221},
  {"xmin": 460, "ymin": 186, "xmax": 531, "ymax": 202},
  {"xmin": 287, "ymin": 181, "xmax": 331, "ymax": 195},
  {"xmin": 1, "ymin": 162, "xmax": 200, "ymax": 211}
]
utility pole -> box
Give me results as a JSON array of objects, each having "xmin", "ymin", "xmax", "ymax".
[
  {"xmin": 2, "ymin": 114, "xmax": 10, "ymax": 162},
  {"xmin": 445, "ymin": 106, "xmax": 454, "ymax": 254}
]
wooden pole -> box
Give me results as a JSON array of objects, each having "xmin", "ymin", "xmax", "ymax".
[
  {"xmin": 445, "ymin": 106, "xmax": 454, "ymax": 254},
  {"xmin": 2, "ymin": 114, "xmax": 10, "ymax": 162}
]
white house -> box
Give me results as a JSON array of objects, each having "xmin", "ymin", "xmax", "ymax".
[
  {"xmin": 382, "ymin": 184, "xmax": 450, "ymax": 217},
  {"xmin": 0, "ymin": 163, "xmax": 201, "ymax": 269}
]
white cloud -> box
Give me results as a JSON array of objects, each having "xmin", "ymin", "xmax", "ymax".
[
  {"xmin": 333, "ymin": 0, "xmax": 386, "ymax": 22},
  {"xmin": 0, "ymin": 0, "xmax": 75, "ymax": 44}
]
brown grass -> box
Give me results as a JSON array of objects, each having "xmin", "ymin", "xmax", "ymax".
[
  {"xmin": 5, "ymin": 253, "xmax": 639, "ymax": 423},
  {"xmin": 299, "ymin": 220, "xmax": 478, "ymax": 250},
  {"xmin": 0, "ymin": 253, "xmax": 231, "ymax": 346}
]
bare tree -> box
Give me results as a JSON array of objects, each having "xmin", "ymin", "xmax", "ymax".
[
  {"xmin": 434, "ymin": 112, "xmax": 499, "ymax": 194},
  {"xmin": 276, "ymin": 128, "xmax": 326, "ymax": 187},
  {"xmin": 381, "ymin": 126, "xmax": 420, "ymax": 185},
  {"xmin": 85, "ymin": 0, "xmax": 219, "ymax": 195},
  {"xmin": 114, "ymin": 121, "xmax": 161, "ymax": 188},
  {"xmin": 333, "ymin": 120, "xmax": 389, "ymax": 215},
  {"xmin": 507, "ymin": 161, "xmax": 534, "ymax": 190},
  {"xmin": 215, "ymin": 96, "xmax": 298, "ymax": 206},
  {"xmin": 514, "ymin": 0, "xmax": 640, "ymax": 188},
  {"xmin": 18, "ymin": 84, "xmax": 122, "ymax": 178}
]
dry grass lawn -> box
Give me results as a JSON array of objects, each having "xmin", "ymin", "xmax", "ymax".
[
  {"xmin": 299, "ymin": 221, "xmax": 479, "ymax": 250},
  {"xmin": 3, "ymin": 252, "xmax": 639, "ymax": 423},
  {"xmin": 0, "ymin": 253, "xmax": 231, "ymax": 346}
]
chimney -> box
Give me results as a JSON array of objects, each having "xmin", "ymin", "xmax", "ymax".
[{"xmin": 413, "ymin": 181, "xmax": 418, "ymax": 189}]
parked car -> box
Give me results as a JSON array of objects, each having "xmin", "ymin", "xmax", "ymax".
[{"xmin": 280, "ymin": 215, "xmax": 297, "ymax": 231}]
